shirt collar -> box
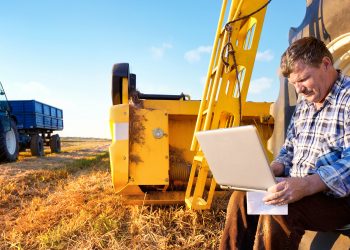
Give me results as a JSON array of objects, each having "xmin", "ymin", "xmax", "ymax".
[{"xmin": 323, "ymin": 70, "xmax": 344, "ymax": 106}]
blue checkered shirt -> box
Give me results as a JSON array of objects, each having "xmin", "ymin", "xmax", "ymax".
[{"xmin": 275, "ymin": 72, "xmax": 350, "ymax": 197}]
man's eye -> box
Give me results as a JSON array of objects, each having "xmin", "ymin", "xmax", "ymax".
[{"xmin": 299, "ymin": 76, "xmax": 309, "ymax": 82}]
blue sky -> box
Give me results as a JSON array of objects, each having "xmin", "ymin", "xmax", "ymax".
[{"xmin": 0, "ymin": 1, "xmax": 306, "ymax": 138}]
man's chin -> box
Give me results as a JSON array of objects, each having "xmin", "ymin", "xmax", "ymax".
[
  {"xmin": 305, "ymin": 95, "xmax": 316, "ymax": 103},
  {"xmin": 305, "ymin": 97, "xmax": 317, "ymax": 103}
]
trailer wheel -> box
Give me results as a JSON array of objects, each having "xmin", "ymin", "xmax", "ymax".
[
  {"xmin": 0, "ymin": 120, "xmax": 19, "ymax": 162},
  {"xmin": 50, "ymin": 134, "xmax": 61, "ymax": 153},
  {"xmin": 30, "ymin": 134, "xmax": 44, "ymax": 157}
]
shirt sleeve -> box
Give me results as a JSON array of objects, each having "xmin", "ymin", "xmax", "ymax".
[
  {"xmin": 316, "ymin": 103, "xmax": 350, "ymax": 197},
  {"xmin": 316, "ymin": 148, "xmax": 350, "ymax": 197},
  {"xmin": 273, "ymin": 109, "xmax": 297, "ymax": 176}
]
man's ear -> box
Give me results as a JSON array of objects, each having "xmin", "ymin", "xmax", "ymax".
[{"xmin": 322, "ymin": 57, "xmax": 332, "ymax": 70}]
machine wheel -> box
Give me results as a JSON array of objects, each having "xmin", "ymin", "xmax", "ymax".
[
  {"xmin": 0, "ymin": 120, "xmax": 19, "ymax": 162},
  {"xmin": 50, "ymin": 134, "xmax": 61, "ymax": 153},
  {"xmin": 30, "ymin": 134, "xmax": 44, "ymax": 157},
  {"xmin": 112, "ymin": 63, "xmax": 133, "ymax": 105}
]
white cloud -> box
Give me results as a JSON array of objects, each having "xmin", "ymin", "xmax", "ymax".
[
  {"xmin": 184, "ymin": 46, "xmax": 212, "ymax": 63},
  {"xmin": 256, "ymin": 49, "xmax": 274, "ymax": 62},
  {"xmin": 150, "ymin": 43, "xmax": 173, "ymax": 59},
  {"xmin": 249, "ymin": 77, "xmax": 273, "ymax": 94}
]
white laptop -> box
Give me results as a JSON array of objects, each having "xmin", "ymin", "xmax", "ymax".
[{"xmin": 195, "ymin": 125, "xmax": 277, "ymax": 192}]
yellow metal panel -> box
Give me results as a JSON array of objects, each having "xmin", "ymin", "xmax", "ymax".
[
  {"xmin": 129, "ymin": 108, "xmax": 169, "ymax": 185},
  {"xmin": 143, "ymin": 100, "xmax": 200, "ymax": 115},
  {"xmin": 169, "ymin": 115, "xmax": 197, "ymax": 163},
  {"xmin": 109, "ymin": 104, "xmax": 129, "ymax": 192},
  {"xmin": 243, "ymin": 101, "xmax": 272, "ymax": 117}
]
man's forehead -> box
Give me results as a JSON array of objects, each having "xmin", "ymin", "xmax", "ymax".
[
  {"xmin": 288, "ymin": 63, "xmax": 308, "ymax": 81},
  {"xmin": 291, "ymin": 60, "xmax": 307, "ymax": 71}
]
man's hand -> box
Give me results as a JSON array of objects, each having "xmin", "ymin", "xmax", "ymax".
[
  {"xmin": 263, "ymin": 177, "xmax": 308, "ymax": 205},
  {"xmin": 270, "ymin": 161, "xmax": 285, "ymax": 177},
  {"xmin": 263, "ymin": 174, "xmax": 328, "ymax": 205}
]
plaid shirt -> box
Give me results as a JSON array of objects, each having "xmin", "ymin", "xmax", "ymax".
[{"xmin": 275, "ymin": 72, "xmax": 350, "ymax": 197}]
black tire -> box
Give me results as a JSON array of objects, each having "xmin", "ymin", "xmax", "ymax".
[
  {"xmin": 50, "ymin": 134, "xmax": 61, "ymax": 153},
  {"xmin": 0, "ymin": 119, "xmax": 19, "ymax": 162},
  {"xmin": 30, "ymin": 134, "xmax": 44, "ymax": 157},
  {"xmin": 112, "ymin": 63, "xmax": 130, "ymax": 105}
]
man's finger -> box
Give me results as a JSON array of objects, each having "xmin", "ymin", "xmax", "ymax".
[
  {"xmin": 267, "ymin": 181, "xmax": 286, "ymax": 193},
  {"xmin": 263, "ymin": 189, "xmax": 286, "ymax": 203}
]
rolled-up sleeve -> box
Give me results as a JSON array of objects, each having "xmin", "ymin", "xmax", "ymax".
[
  {"xmin": 316, "ymin": 147, "xmax": 350, "ymax": 197},
  {"xmin": 316, "ymin": 105, "xmax": 350, "ymax": 197}
]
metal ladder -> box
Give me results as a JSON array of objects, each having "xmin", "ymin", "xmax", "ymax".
[{"xmin": 185, "ymin": 0, "xmax": 271, "ymax": 210}]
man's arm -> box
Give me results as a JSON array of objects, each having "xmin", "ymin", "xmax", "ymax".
[
  {"xmin": 315, "ymin": 104, "xmax": 350, "ymax": 198},
  {"xmin": 270, "ymin": 161, "xmax": 285, "ymax": 177},
  {"xmin": 316, "ymin": 147, "xmax": 350, "ymax": 197}
]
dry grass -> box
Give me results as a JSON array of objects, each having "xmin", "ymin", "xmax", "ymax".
[{"xmin": 0, "ymin": 139, "xmax": 227, "ymax": 250}]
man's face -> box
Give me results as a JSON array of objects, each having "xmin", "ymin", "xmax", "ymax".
[{"xmin": 288, "ymin": 59, "xmax": 329, "ymax": 104}]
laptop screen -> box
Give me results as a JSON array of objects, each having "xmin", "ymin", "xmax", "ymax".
[{"xmin": 195, "ymin": 125, "xmax": 276, "ymax": 192}]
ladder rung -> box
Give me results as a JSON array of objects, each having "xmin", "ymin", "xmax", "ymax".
[
  {"xmin": 211, "ymin": 66, "xmax": 218, "ymax": 76},
  {"xmin": 194, "ymin": 155, "xmax": 204, "ymax": 162},
  {"xmin": 185, "ymin": 197, "xmax": 207, "ymax": 207}
]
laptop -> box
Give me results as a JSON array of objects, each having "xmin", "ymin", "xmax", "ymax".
[{"xmin": 195, "ymin": 125, "xmax": 277, "ymax": 192}]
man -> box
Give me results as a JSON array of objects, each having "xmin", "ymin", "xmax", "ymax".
[{"xmin": 220, "ymin": 37, "xmax": 350, "ymax": 249}]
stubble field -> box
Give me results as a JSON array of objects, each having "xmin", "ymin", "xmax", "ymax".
[{"xmin": 0, "ymin": 139, "xmax": 226, "ymax": 249}]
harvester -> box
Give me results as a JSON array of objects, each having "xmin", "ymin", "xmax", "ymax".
[
  {"xmin": 109, "ymin": 0, "xmax": 350, "ymax": 247},
  {"xmin": 109, "ymin": 0, "xmax": 273, "ymax": 207}
]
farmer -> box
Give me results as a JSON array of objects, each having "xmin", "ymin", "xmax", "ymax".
[{"xmin": 220, "ymin": 36, "xmax": 350, "ymax": 249}]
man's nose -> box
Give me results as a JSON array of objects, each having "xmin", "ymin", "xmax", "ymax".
[{"xmin": 294, "ymin": 83, "xmax": 305, "ymax": 94}]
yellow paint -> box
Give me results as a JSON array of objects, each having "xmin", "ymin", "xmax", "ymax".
[
  {"xmin": 129, "ymin": 108, "xmax": 169, "ymax": 185},
  {"xmin": 109, "ymin": 0, "xmax": 274, "ymax": 209},
  {"xmin": 143, "ymin": 99, "xmax": 200, "ymax": 115},
  {"xmin": 109, "ymin": 100, "xmax": 200, "ymax": 195},
  {"xmin": 109, "ymin": 104, "xmax": 129, "ymax": 192},
  {"xmin": 186, "ymin": 0, "xmax": 271, "ymax": 210}
]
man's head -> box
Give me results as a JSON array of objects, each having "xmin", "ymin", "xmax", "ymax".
[
  {"xmin": 280, "ymin": 37, "xmax": 337, "ymax": 106},
  {"xmin": 280, "ymin": 37, "xmax": 334, "ymax": 77}
]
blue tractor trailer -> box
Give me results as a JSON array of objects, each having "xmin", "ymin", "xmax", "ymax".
[{"xmin": 0, "ymin": 82, "xmax": 63, "ymax": 162}]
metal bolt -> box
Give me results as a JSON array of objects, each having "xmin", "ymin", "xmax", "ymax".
[{"xmin": 152, "ymin": 128, "xmax": 164, "ymax": 139}]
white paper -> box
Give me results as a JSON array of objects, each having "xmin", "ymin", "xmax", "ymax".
[{"xmin": 247, "ymin": 191, "xmax": 288, "ymax": 215}]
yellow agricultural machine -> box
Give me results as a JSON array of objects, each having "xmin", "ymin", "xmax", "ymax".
[
  {"xmin": 109, "ymin": 0, "xmax": 273, "ymax": 208},
  {"xmin": 109, "ymin": 0, "xmax": 350, "ymax": 247}
]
